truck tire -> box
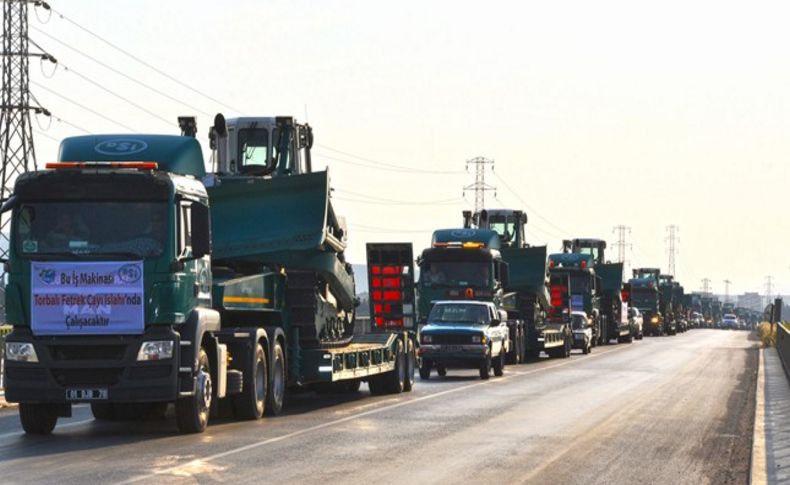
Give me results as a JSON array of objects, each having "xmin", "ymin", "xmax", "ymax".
[
  {"xmin": 234, "ymin": 343, "xmax": 267, "ymax": 420},
  {"xmin": 493, "ymin": 349, "xmax": 505, "ymax": 377},
  {"xmin": 91, "ymin": 403, "xmax": 115, "ymax": 421},
  {"xmin": 582, "ymin": 339, "xmax": 590, "ymax": 355},
  {"xmin": 479, "ymin": 353, "xmax": 491, "ymax": 380},
  {"xmin": 403, "ymin": 341, "xmax": 416, "ymax": 392},
  {"xmin": 344, "ymin": 379, "xmax": 361, "ymax": 392},
  {"xmin": 437, "ymin": 365, "xmax": 447, "ymax": 377},
  {"xmin": 383, "ymin": 339, "xmax": 406, "ymax": 394},
  {"xmin": 419, "ymin": 359, "xmax": 432, "ymax": 380},
  {"xmin": 265, "ymin": 341, "xmax": 285, "ymax": 416},
  {"xmin": 525, "ymin": 349, "xmax": 541, "ymax": 361},
  {"xmin": 176, "ymin": 347, "xmax": 213, "ymax": 433},
  {"xmin": 19, "ymin": 403, "xmax": 58, "ymax": 435}
]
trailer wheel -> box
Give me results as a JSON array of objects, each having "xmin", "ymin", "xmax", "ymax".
[
  {"xmin": 403, "ymin": 339, "xmax": 416, "ymax": 392},
  {"xmin": 383, "ymin": 339, "xmax": 406, "ymax": 394},
  {"xmin": 493, "ymin": 349, "xmax": 505, "ymax": 377},
  {"xmin": 265, "ymin": 341, "xmax": 285, "ymax": 416},
  {"xmin": 19, "ymin": 403, "xmax": 58, "ymax": 435},
  {"xmin": 419, "ymin": 359, "xmax": 432, "ymax": 380},
  {"xmin": 233, "ymin": 343, "xmax": 267, "ymax": 420},
  {"xmin": 479, "ymin": 352, "xmax": 491, "ymax": 380}
]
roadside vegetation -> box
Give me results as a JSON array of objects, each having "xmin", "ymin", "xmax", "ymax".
[{"xmin": 758, "ymin": 322, "xmax": 777, "ymax": 347}]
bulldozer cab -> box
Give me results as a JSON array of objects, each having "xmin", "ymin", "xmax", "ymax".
[
  {"xmin": 463, "ymin": 209, "xmax": 526, "ymax": 248},
  {"xmin": 563, "ymin": 238, "xmax": 607, "ymax": 265},
  {"xmin": 210, "ymin": 114, "xmax": 313, "ymax": 177}
]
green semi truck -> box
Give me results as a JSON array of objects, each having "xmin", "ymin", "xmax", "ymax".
[
  {"xmin": 658, "ymin": 274, "xmax": 678, "ymax": 335},
  {"xmin": 3, "ymin": 115, "xmax": 416, "ymax": 435},
  {"xmin": 629, "ymin": 268, "xmax": 663, "ymax": 336}
]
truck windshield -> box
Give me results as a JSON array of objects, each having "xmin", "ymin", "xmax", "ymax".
[
  {"xmin": 15, "ymin": 202, "xmax": 168, "ymax": 258},
  {"xmin": 428, "ymin": 304, "xmax": 491, "ymax": 325},
  {"xmin": 421, "ymin": 262, "xmax": 490, "ymax": 288},
  {"xmin": 631, "ymin": 290, "xmax": 657, "ymax": 308}
]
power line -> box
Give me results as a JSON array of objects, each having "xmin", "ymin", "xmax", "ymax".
[
  {"xmin": 317, "ymin": 144, "xmax": 465, "ymax": 175},
  {"xmin": 492, "ymin": 171, "xmax": 571, "ymax": 237},
  {"xmin": 44, "ymin": 5, "xmax": 244, "ymax": 114},
  {"xmin": 30, "ymin": 26, "xmax": 213, "ymax": 116},
  {"xmin": 315, "ymin": 151, "xmax": 465, "ymax": 175},
  {"xmin": 347, "ymin": 223, "xmax": 431, "ymax": 234},
  {"xmin": 335, "ymin": 195, "xmax": 462, "ymax": 207},
  {"xmin": 31, "ymin": 80, "xmax": 135, "ymax": 131}
]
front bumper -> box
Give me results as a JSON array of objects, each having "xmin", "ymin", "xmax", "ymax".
[
  {"xmin": 4, "ymin": 326, "xmax": 181, "ymax": 404},
  {"xmin": 419, "ymin": 344, "xmax": 487, "ymax": 366}
]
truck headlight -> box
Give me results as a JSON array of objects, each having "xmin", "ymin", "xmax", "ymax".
[
  {"xmin": 5, "ymin": 342, "xmax": 38, "ymax": 363},
  {"xmin": 137, "ymin": 341, "xmax": 174, "ymax": 361},
  {"xmin": 471, "ymin": 335, "xmax": 487, "ymax": 344},
  {"xmin": 421, "ymin": 335, "xmax": 432, "ymax": 344},
  {"xmin": 651, "ymin": 316, "xmax": 659, "ymax": 323}
]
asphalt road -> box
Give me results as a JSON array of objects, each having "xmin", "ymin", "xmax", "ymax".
[{"xmin": 0, "ymin": 329, "xmax": 757, "ymax": 484}]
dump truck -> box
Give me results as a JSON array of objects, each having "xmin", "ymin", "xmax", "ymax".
[
  {"xmin": 629, "ymin": 268, "xmax": 663, "ymax": 336},
  {"xmin": 461, "ymin": 209, "xmax": 562, "ymax": 360},
  {"xmin": 560, "ymin": 239, "xmax": 630, "ymax": 344},
  {"xmin": 3, "ymin": 115, "xmax": 416, "ymax": 435},
  {"xmin": 547, "ymin": 251, "xmax": 603, "ymax": 350},
  {"xmin": 658, "ymin": 274, "xmax": 678, "ymax": 335}
]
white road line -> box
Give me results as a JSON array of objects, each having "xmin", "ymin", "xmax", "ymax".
[
  {"xmin": 117, "ymin": 343, "xmax": 633, "ymax": 484},
  {"xmin": 0, "ymin": 418, "xmax": 95, "ymax": 440},
  {"xmin": 750, "ymin": 348, "xmax": 767, "ymax": 485}
]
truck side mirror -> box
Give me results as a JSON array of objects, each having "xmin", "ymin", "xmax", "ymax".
[{"xmin": 191, "ymin": 202, "xmax": 212, "ymax": 259}]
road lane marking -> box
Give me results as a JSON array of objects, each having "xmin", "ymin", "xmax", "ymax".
[{"xmin": 117, "ymin": 343, "xmax": 634, "ymax": 484}]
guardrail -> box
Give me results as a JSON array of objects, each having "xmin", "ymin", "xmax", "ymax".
[{"xmin": 776, "ymin": 322, "xmax": 790, "ymax": 380}]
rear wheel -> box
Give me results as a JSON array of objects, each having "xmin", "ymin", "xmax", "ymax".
[
  {"xmin": 19, "ymin": 403, "xmax": 58, "ymax": 435},
  {"xmin": 437, "ymin": 365, "xmax": 447, "ymax": 377},
  {"xmin": 383, "ymin": 339, "xmax": 406, "ymax": 394},
  {"xmin": 266, "ymin": 341, "xmax": 286, "ymax": 416},
  {"xmin": 403, "ymin": 340, "xmax": 416, "ymax": 392},
  {"xmin": 233, "ymin": 343, "xmax": 267, "ymax": 420},
  {"xmin": 493, "ymin": 348, "xmax": 505, "ymax": 377},
  {"xmin": 176, "ymin": 347, "xmax": 213, "ymax": 433}
]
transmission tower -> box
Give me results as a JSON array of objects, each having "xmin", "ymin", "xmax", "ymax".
[
  {"xmin": 723, "ymin": 279, "xmax": 731, "ymax": 303},
  {"xmin": 612, "ymin": 225, "xmax": 631, "ymax": 264},
  {"xmin": 0, "ymin": 0, "xmax": 52, "ymax": 275},
  {"xmin": 463, "ymin": 156, "xmax": 495, "ymax": 214},
  {"xmin": 665, "ymin": 225, "xmax": 679, "ymax": 277},
  {"xmin": 701, "ymin": 278, "xmax": 711, "ymax": 294}
]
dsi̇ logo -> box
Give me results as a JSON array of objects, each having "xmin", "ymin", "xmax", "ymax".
[
  {"xmin": 37, "ymin": 268, "xmax": 56, "ymax": 285},
  {"xmin": 118, "ymin": 264, "xmax": 142, "ymax": 284},
  {"xmin": 94, "ymin": 139, "xmax": 148, "ymax": 156}
]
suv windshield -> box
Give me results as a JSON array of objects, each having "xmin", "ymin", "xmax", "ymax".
[
  {"xmin": 15, "ymin": 202, "xmax": 168, "ymax": 258},
  {"xmin": 428, "ymin": 304, "xmax": 491, "ymax": 325}
]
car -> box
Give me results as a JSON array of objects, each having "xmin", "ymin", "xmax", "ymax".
[
  {"xmin": 628, "ymin": 307, "xmax": 644, "ymax": 340},
  {"xmin": 721, "ymin": 314, "xmax": 737, "ymax": 330},
  {"xmin": 570, "ymin": 311, "xmax": 593, "ymax": 354},
  {"xmin": 418, "ymin": 301, "xmax": 510, "ymax": 380}
]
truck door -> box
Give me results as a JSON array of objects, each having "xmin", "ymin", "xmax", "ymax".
[{"xmin": 366, "ymin": 243, "xmax": 416, "ymax": 331}]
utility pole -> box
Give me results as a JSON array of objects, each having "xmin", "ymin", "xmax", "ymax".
[
  {"xmin": 0, "ymin": 0, "xmax": 52, "ymax": 281},
  {"xmin": 723, "ymin": 279, "xmax": 731, "ymax": 303},
  {"xmin": 701, "ymin": 278, "xmax": 711, "ymax": 295},
  {"xmin": 612, "ymin": 225, "xmax": 631, "ymax": 264},
  {"xmin": 765, "ymin": 275, "xmax": 774, "ymax": 307},
  {"xmin": 463, "ymin": 156, "xmax": 495, "ymax": 214},
  {"xmin": 665, "ymin": 225, "xmax": 679, "ymax": 277}
]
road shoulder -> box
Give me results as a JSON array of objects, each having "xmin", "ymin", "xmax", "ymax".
[{"xmin": 752, "ymin": 347, "xmax": 790, "ymax": 484}]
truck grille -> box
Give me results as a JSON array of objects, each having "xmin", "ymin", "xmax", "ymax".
[
  {"xmin": 430, "ymin": 334, "xmax": 471, "ymax": 345},
  {"xmin": 50, "ymin": 345, "xmax": 127, "ymax": 362}
]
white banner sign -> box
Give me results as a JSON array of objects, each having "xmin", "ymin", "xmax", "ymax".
[{"xmin": 31, "ymin": 261, "xmax": 144, "ymax": 336}]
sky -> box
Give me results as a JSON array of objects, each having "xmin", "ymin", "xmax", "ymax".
[{"xmin": 20, "ymin": 0, "xmax": 790, "ymax": 296}]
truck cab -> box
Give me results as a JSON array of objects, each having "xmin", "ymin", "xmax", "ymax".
[
  {"xmin": 418, "ymin": 300, "xmax": 509, "ymax": 380},
  {"xmin": 629, "ymin": 268, "xmax": 662, "ymax": 336}
]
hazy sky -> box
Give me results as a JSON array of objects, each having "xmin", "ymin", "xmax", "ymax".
[{"xmin": 24, "ymin": 0, "xmax": 790, "ymax": 295}]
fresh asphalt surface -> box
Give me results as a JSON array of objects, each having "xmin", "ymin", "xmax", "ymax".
[{"xmin": 0, "ymin": 329, "xmax": 757, "ymax": 484}]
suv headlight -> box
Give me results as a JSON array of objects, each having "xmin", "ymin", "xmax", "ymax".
[
  {"xmin": 471, "ymin": 335, "xmax": 487, "ymax": 344},
  {"xmin": 421, "ymin": 335, "xmax": 432, "ymax": 344},
  {"xmin": 6, "ymin": 342, "xmax": 38, "ymax": 363},
  {"xmin": 137, "ymin": 340, "xmax": 174, "ymax": 361}
]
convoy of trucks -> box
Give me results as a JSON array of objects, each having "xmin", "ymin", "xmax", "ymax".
[{"xmin": 0, "ymin": 116, "xmax": 723, "ymax": 435}]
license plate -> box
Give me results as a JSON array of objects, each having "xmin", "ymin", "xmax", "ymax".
[
  {"xmin": 440, "ymin": 345, "xmax": 464, "ymax": 352},
  {"xmin": 66, "ymin": 388, "xmax": 108, "ymax": 401}
]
